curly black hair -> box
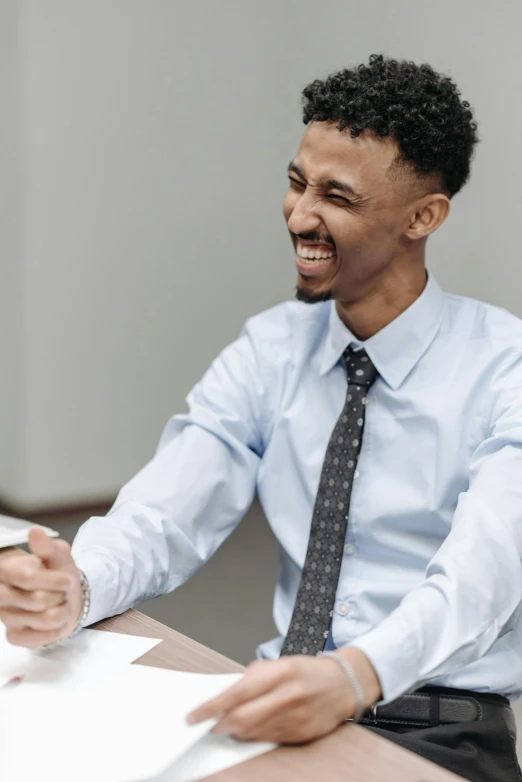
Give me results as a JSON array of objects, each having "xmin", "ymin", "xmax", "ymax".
[{"xmin": 302, "ymin": 54, "xmax": 478, "ymax": 198}]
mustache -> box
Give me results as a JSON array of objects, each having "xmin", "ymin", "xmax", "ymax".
[{"xmin": 294, "ymin": 231, "xmax": 335, "ymax": 246}]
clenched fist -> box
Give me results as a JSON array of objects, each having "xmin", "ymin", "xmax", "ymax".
[{"xmin": 0, "ymin": 528, "xmax": 84, "ymax": 648}]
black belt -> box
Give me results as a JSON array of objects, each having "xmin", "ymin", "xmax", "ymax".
[{"xmin": 359, "ymin": 686, "xmax": 513, "ymax": 729}]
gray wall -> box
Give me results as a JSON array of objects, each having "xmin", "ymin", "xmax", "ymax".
[
  {"xmin": 2, "ymin": 0, "xmax": 298, "ymax": 507},
  {"xmin": 1, "ymin": 0, "xmax": 522, "ymax": 508},
  {"xmin": 0, "ymin": 2, "xmax": 23, "ymax": 500}
]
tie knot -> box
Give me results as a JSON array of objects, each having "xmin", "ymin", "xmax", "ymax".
[{"xmin": 343, "ymin": 346, "xmax": 378, "ymax": 387}]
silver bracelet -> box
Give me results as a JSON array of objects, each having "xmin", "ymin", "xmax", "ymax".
[
  {"xmin": 68, "ymin": 570, "xmax": 91, "ymax": 638},
  {"xmin": 320, "ymin": 650, "xmax": 366, "ymax": 722}
]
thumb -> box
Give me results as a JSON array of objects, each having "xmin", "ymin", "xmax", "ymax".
[{"xmin": 28, "ymin": 527, "xmax": 72, "ymax": 570}]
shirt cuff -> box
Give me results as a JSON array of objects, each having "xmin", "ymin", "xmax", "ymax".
[
  {"xmin": 72, "ymin": 551, "xmax": 117, "ymax": 627},
  {"xmin": 350, "ymin": 621, "xmax": 421, "ymax": 704}
]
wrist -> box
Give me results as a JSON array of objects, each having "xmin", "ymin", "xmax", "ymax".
[
  {"xmin": 337, "ymin": 645, "xmax": 382, "ymax": 707},
  {"xmin": 68, "ymin": 569, "xmax": 91, "ymax": 637}
]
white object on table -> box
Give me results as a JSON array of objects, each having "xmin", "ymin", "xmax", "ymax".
[
  {"xmin": 0, "ymin": 624, "xmax": 161, "ymax": 688},
  {"xmin": 156, "ymin": 730, "xmax": 276, "ymax": 782},
  {"xmin": 0, "ymin": 514, "xmax": 58, "ymax": 548},
  {"xmin": 0, "ymin": 658, "xmax": 246, "ymax": 782}
]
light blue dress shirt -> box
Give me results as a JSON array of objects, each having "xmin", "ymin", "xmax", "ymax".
[{"xmin": 72, "ymin": 274, "xmax": 522, "ymax": 703}]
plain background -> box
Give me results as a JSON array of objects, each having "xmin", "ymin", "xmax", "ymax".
[
  {"xmin": 1, "ymin": 0, "xmax": 522, "ymax": 507},
  {"xmin": 2, "ymin": 0, "xmax": 522, "ymax": 760}
]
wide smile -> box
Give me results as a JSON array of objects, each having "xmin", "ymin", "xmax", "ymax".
[{"xmin": 295, "ymin": 241, "xmax": 337, "ymax": 277}]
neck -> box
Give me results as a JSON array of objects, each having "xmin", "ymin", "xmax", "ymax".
[{"xmin": 335, "ymin": 261, "xmax": 427, "ymax": 341}]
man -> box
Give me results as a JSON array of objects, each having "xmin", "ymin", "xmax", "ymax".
[{"xmin": 1, "ymin": 54, "xmax": 521, "ymax": 782}]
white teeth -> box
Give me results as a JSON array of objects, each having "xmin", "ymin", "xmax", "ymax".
[{"xmin": 297, "ymin": 243, "xmax": 335, "ymax": 262}]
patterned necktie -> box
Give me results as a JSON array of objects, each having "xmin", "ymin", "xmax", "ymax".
[{"xmin": 281, "ymin": 346, "xmax": 378, "ymax": 656}]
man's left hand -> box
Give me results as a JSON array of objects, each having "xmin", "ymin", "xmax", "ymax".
[{"xmin": 187, "ymin": 649, "xmax": 380, "ymax": 744}]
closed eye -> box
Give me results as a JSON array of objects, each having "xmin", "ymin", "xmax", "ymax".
[
  {"xmin": 327, "ymin": 194, "xmax": 352, "ymax": 206},
  {"xmin": 288, "ymin": 176, "xmax": 306, "ymax": 190}
]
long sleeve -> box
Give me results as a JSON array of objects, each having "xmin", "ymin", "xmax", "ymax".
[
  {"xmin": 72, "ymin": 325, "xmax": 271, "ymax": 626},
  {"xmin": 351, "ymin": 352, "xmax": 522, "ymax": 702}
]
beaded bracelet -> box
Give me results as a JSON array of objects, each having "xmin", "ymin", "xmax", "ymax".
[
  {"xmin": 320, "ymin": 650, "xmax": 366, "ymax": 722},
  {"xmin": 69, "ymin": 570, "xmax": 91, "ymax": 638}
]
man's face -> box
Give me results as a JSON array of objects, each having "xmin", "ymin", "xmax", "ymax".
[{"xmin": 283, "ymin": 121, "xmax": 417, "ymax": 304}]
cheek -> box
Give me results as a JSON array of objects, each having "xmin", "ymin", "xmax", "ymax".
[
  {"xmin": 335, "ymin": 215, "xmax": 395, "ymax": 255},
  {"xmin": 328, "ymin": 216, "xmax": 357, "ymax": 253}
]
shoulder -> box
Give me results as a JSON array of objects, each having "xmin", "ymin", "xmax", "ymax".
[
  {"xmin": 443, "ymin": 291, "xmax": 522, "ymax": 347},
  {"xmin": 240, "ymin": 300, "xmax": 330, "ymax": 358},
  {"xmin": 443, "ymin": 291, "xmax": 522, "ymax": 384}
]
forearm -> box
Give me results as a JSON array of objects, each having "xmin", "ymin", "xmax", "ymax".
[
  {"xmin": 72, "ymin": 498, "xmax": 214, "ymax": 625},
  {"xmin": 73, "ymin": 420, "xmax": 259, "ymax": 625},
  {"xmin": 350, "ymin": 492, "xmax": 522, "ymax": 702}
]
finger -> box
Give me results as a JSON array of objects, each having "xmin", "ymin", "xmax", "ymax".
[
  {"xmin": 212, "ymin": 686, "xmax": 295, "ymax": 738},
  {"xmin": 28, "ymin": 529, "xmax": 72, "ymax": 570},
  {"xmin": 187, "ymin": 660, "xmax": 289, "ymax": 724},
  {"xmin": 0, "ymin": 551, "xmax": 39, "ymax": 566},
  {"xmin": 220, "ymin": 695, "xmax": 325, "ymax": 745},
  {"xmin": 0, "ymin": 554, "xmax": 41, "ymax": 582},
  {"xmin": 5, "ymin": 625, "xmax": 65, "ymax": 650},
  {"xmin": 0, "ymin": 603, "xmax": 70, "ymax": 632},
  {"xmin": 212, "ymin": 680, "xmax": 311, "ymax": 739},
  {"xmin": 238, "ymin": 712, "xmax": 313, "ymax": 744},
  {"xmin": 0, "ymin": 584, "xmax": 65, "ymax": 611},
  {"xmin": 0, "ymin": 558, "xmax": 73, "ymax": 592}
]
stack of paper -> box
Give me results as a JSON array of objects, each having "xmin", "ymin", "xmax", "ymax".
[
  {"xmin": 0, "ymin": 621, "xmax": 161, "ymax": 686},
  {"xmin": 154, "ymin": 731, "xmax": 276, "ymax": 782},
  {"xmin": 0, "ymin": 622, "xmax": 32, "ymax": 687},
  {"xmin": 0, "ymin": 625, "xmax": 276, "ymax": 781}
]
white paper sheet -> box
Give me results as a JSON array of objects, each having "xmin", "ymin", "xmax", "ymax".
[
  {"xmin": 34, "ymin": 628, "xmax": 162, "ymax": 670},
  {"xmin": 155, "ymin": 731, "xmax": 276, "ymax": 782},
  {"xmin": 0, "ymin": 659, "xmax": 243, "ymax": 782},
  {"xmin": 0, "ymin": 623, "xmax": 161, "ymax": 687},
  {"xmin": 0, "ymin": 514, "xmax": 58, "ymax": 548},
  {"xmin": 0, "ymin": 622, "xmax": 31, "ymax": 687}
]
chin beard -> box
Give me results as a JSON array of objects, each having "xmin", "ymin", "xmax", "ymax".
[{"xmin": 295, "ymin": 285, "xmax": 333, "ymax": 304}]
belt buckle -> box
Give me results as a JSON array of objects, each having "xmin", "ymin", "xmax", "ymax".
[{"xmin": 371, "ymin": 704, "xmax": 379, "ymax": 725}]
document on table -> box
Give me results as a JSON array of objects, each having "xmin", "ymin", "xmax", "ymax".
[
  {"xmin": 0, "ymin": 513, "xmax": 59, "ymax": 548},
  {"xmin": 153, "ymin": 731, "xmax": 276, "ymax": 782},
  {"xmin": 0, "ymin": 622, "xmax": 161, "ymax": 687},
  {"xmin": 1, "ymin": 626, "xmax": 275, "ymax": 782},
  {"xmin": 0, "ymin": 658, "xmax": 251, "ymax": 782}
]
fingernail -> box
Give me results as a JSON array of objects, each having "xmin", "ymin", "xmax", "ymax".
[
  {"xmin": 212, "ymin": 722, "xmax": 230, "ymax": 734},
  {"xmin": 211, "ymin": 725, "xmax": 224, "ymax": 734}
]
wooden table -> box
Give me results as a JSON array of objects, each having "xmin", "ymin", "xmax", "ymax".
[{"xmin": 95, "ymin": 609, "xmax": 464, "ymax": 782}]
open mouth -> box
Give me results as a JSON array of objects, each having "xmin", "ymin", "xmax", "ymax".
[{"xmin": 295, "ymin": 241, "xmax": 337, "ymax": 275}]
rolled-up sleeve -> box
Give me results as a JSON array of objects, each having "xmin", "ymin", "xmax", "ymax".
[
  {"xmin": 352, "ymin": 354, "xmax": 522, "ymax": 702},
  {"xmin": 72, "ymin": 324, "xmax": 270, "ymax": 626}
]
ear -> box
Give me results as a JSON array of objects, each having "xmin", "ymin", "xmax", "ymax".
[{"xmin": 404, "ymin": 193, "xmax": 450, "ymax": 241}]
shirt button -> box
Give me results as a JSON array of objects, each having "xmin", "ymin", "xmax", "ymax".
[
  {"xmin": 344, "ymin": 543, "xmax": 355, "ymax": 555},
  {"xmin": 337, "ymin": 603, "xmax": 348, "ymax": 616}
]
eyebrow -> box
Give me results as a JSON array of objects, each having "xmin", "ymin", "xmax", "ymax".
[
  {"xmin": 287, "ymin": 162, "xmax": 361, "ymax": 200},
  {"xmin": 287, "ymin": 162, "xmax": 306, "ymax": 179},
  {"xmin": 323, "ymin": 178, "xmax": 359, "ymax": 199}
]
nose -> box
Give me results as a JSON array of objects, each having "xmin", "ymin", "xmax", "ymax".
[{"xmin": 286, "ymin": 191, "xmax": 322, "ymax": 237}]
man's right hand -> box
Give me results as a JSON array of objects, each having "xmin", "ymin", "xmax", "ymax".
[{"xmin": 0, "ymin": 528, "xmax": 84, "ymax": 648}]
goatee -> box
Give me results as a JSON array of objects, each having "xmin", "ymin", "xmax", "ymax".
[{"xmin": 295, "ymin": 285, "xmax": 333, "ymax": 304}]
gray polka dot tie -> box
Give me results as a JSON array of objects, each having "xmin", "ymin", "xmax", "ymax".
[{"xmin": 280, "ymin": 346, "xmax": 378, "ymax": 657}]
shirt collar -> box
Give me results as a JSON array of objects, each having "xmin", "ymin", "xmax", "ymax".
[{"xmin": 319, "ymin": 273, "xmax": 446, "ymax": 390}]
